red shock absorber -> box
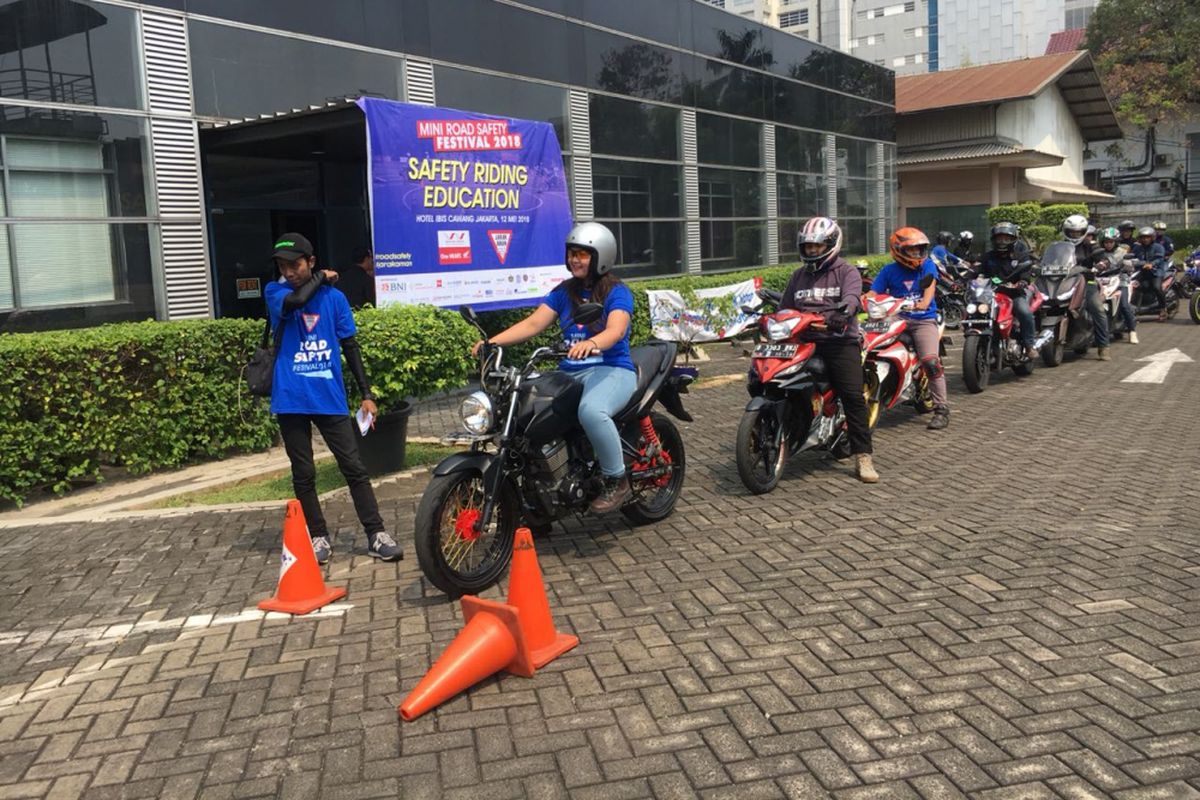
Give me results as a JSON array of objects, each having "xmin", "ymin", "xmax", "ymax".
[{"xmin": 639, "ymin": 416, "xmax": 661, "ymax": 447}]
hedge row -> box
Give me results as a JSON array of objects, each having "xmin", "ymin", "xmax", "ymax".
[
  {"xmin": 1165, "ymin": 228, "xmax": 1200, "ymax": 254},
  {"xmin": 986, "ymin": 202, "xmax": 1090, "ymax": 231},
  {"xmin": 0, "ymin": 308, "xmax": 477, "ymax": 505},
  {"xmin": 0, "ymin": 257, "xmax": 889, "ymax": 505}
]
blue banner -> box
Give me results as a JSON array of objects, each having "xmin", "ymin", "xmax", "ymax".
[{"xmin": 357, "ymin": 97, "xmax": 573, "ymax": 311}]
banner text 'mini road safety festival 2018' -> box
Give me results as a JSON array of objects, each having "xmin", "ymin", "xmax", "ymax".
[{"xmin": 358, "ymin": 98, "xmax": 573, "ymax": 312}]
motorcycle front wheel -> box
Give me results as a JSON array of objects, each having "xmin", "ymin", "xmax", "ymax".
[
  {"xmin": 622, "ymin": 412, "xmax": 687, "ymax": 525},
  {"xmin": 1190, "ymin": 291, "xmax": 1200, "ymax": 325},
  {"xmin": 735, "ymin": 405, "xmax": 787, "ymax": 494},
  {"xmin": 942, "ymin": 302, "xmax": 964, "ymax": 329},
  {"xmin": 863, "ymin": 370, "xmax": 882, "ymax": 429},
  {"xmin": 1041, "ymin": 333, "xmax": 1064, "ymax": 367},
  {"xmin": 962, "ymin": 336, "xmax": 990, "ymax": 393},
  {"xmin": 413, "ymin": 470, "xmax": 518, "ymax": 598}
]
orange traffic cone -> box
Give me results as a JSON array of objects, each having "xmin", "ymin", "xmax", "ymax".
[
  {"xmin": 506, "ymin": 527, "xmax": 579, "ymax": 668},
  {"xmin": 399, "ymin": 596, "xmax": 534, "ymax": 721},
  {"xmin": 258, "ymin": 500, "xmax": 347, "ymax": 615}
]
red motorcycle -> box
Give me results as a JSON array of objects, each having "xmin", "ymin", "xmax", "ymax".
[
  {"xmin": 961, "ymin": 272, "xmax": 1042, "ymax": 393},
  {"xmin": 861, "ymin": 287, "xmax": 943, "ymax": 427},
  {"xmin": 735, "ymin": 291, "xmax": 851, "ymax": 494}
]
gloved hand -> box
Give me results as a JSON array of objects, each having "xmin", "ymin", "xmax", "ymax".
[{"xmin": 826, "ymin": 311, "xmax": 850, "ymax": 333}]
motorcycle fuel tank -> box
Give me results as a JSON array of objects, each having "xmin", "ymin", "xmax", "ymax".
[{"xmin": 515, "ymin": 372, "xmax": 584, "ymax": 443}]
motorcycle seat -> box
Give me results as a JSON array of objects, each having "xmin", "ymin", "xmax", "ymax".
[{"xmin": 613, "ymin": 341, "xmax": 677, "ymax": 423}]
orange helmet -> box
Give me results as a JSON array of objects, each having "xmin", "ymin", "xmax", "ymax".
[{"xmin": 889, "ymin": 227, "xmax": 930, "ymax": 269}]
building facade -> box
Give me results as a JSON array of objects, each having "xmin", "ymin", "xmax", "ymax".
[
  {"xmin": 0, "ymin": 0, "xmax": 894, "ymax": 330},
  {"xmin": 937, "ymin": 0, "xmax": 1096, "ymax": 71}
]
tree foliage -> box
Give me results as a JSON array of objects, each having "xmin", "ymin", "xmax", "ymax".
[{"xmin": 1085, "ymin": 0, "xmax": 1200, "ymax": 127}]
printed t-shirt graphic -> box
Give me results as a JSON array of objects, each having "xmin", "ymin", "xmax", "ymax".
[
  {"xmin": 265, "ymin": 279, "xmax": 356, "ymax": 414},
  {"xmin": 871, "ymin": 259, "xmax": 940, "ymax": 320},
  {"xmin": 544, "ymin": 283, "xmax": 636, "ymax": 372}
]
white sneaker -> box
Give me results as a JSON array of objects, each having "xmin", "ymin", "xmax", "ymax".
[{"xmin": 1129, "ymin": 331, "xmax": 1139, "ymax": 344}]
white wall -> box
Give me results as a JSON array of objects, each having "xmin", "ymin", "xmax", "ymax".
[
  {"xmin": 938, "ymin": 0, "xmax": 1064, "ymax": 69},
  {"xmin": 997, "ymin": 85, "xmax": 1085, "ymax": 184},
  {"xmin": 900, "ymin": 166, "xmax": 1022, "ymax": 223}
]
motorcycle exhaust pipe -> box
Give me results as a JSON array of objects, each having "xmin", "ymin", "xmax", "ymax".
[{"xmin": 1031, "ymin": 330, "xmax": 1054, "ymax": 350}]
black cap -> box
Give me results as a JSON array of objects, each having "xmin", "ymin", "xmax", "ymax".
[{"xmin": 270, "ymin": 232, "xmax": 313, "ymax": 261}]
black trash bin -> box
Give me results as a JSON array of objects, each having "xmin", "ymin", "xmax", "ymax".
[{"xmin": 356, "ymin": 401, "xmax": 413, "ymax": 477}]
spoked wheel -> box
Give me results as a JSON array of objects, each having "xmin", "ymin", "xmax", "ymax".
[
  {"xmin": 622, "ymin": 412, "xmax": 687, "ymax": 525},
  {"xmin": 942, "ymin": 303, "xmax": 964, "ymax": 329},
  {"xmin": 962, "ymin": 336, "xmax": 990, "ymax": 393},
  {"xmin": 413, "ymin": 470, "xmax": 518, "ymax": 598},
  {"xmin": 735, "ymin": 405, "xmax": 787, "ymax": 494}
]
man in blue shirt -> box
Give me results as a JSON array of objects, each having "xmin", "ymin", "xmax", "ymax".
[
  {"xmin": 868, "ymin": 227, "xmax": 949, "ymax": 431},
  {"xmin": 1153, "ymin": 221, "xmax": 1175, "ymax": 258},
  {"xmin": 1132, "ymin": 226, "xmax": 1170, "ymax": 322},
  {"xmin": 265, "ymin": 233, "xmax": 400, "ymax": 565}
]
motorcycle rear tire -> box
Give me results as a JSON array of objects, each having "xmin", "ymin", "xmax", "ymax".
[
  {"xmin": 622, "ymin": 412, "xmax": 687, "ymax": 525},
  {"xmin": 962, "ymin": 336, "xmax": 990, "ymax": 393},
  {"xmin": 1041, "ymin": 335, "xmax": 1064, "ymax": 367},
  {"xmin": 414, "ymin": 470, "xmax": 518, "ymax": 599},
  {"xmin": 736, "ymin": 406, "xmax": 787, "ymax": 494}
]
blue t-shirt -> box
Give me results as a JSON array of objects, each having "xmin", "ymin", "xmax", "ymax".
[
  {"xmin": 265, "ymin": 279, "xmax": 356, "ymax": 415},
  {"xmin": 544, "ymin": 282, "xmax": 635, "ymax": 372},
  {"xmin": 871, "ymin": 259, "xmax": 939, "ymax": 321}
]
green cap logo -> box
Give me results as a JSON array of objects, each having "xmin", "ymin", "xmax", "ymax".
[{"xmin": 275, "ymin": 240, "xmax": 295, "ymax": 248}]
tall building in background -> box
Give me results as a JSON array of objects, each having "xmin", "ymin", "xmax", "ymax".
[
  {"xmin": 937, "ymin": 0, "xmax": 1096, "ymax": 70},
  {"xmin": 702, "ymin": 0, "xmax": 819, "ymax": 40}
]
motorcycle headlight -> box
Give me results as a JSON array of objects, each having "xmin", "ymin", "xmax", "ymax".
[
  {"xmin": 966, "ymin": 303, "xmax": 977, "ymax": 314},
  {"xmin": 459, "ymin": 391, "xmax": 494, "ymax": 434},
  {"xmin": 977, "ymin": 303, "xmax": 990, "ymax": 315},
  {"xmin": 766, "ymin": 317, "xmax": 801, "ymax": 341}
]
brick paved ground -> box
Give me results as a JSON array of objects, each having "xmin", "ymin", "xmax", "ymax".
[{"xmin": 1, "ymin": 323, "xmax": 1198, "ymax": 799}]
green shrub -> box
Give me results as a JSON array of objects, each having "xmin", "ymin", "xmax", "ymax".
[
  {"xmin": 1024, "ymin": 225, "xmax": 1059, "ymax": 252},
  {"xmin": 1165, "ymin": 228, "xmax": 1200, "ymax": 254},
  {"xmin": 0, "ymin": 305, "xmax": 477, "ymax": 505},
  {"xmin": 987, "ymin": 202, "xmax": 1043, "ymax": 231},
  {"xmin": 1037, "ymin": 203, "xmax": 1089, "ymax": 229}
]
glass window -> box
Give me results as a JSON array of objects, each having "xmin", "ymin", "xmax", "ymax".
[
  {"xmin": 589, "ymin": 95, "xmax": 679, "ymax": 160},
  {"xmin": 775, "ymin": 127, "xmax": 825, "ymax": 174},
  {"xmin": 592, "ymin": 158, "xmax": 680, "ymax": 218},
  {"xmin": 0, "ymin": 113, "xmax": 151, "ymax": 219},
  {"xmin": 585, "ymin": 28, "xmax": 683, "ymax": 105},
  {"xmin": 697, "ymin": 113, "xmax": 760, "ymax": 168},
  {"xmin": 609, "ymin": 221, "xmax": 682, "ymax": 277},
  {"xmin": 0, "ymin": 0, "xmax": 143, "ymax": 109},
  {"xmin": 12, "ymin": 221, "xmax": 116, "ymax": 306},
  {"xmin": 0, "ymin": 224, "xmax": 11, "ymax": 310},
  {"xmin": 423, "ymin": 1, "xmax": 577, "ymax": 86},
  {"xmin": 837, "ymin": 177, "xmax": 873, "ymax": 218},
  {"xmin": 190, "ymin": 22, "xmax": 404, "ymax": 119},
  {"xmin": 776, "ymin": 173, "xmax": 825, "ymax": 218},
  {"xmin": 433, "ymin": 66, "xmax": 568, "ymax": 147},
  {"xmin": 206, "ymin": 155, "xmax": 321, "ymax": 209},
  {"xmin": 700, "ymin": 168, "xmax": 762, "ymax": 218},
  {"xmin": 690, "ymin": 58, "xmax": 768, "ymax": 119},
  {"xmin": 841, "ymin": 218, "xmax": 869, "ymax": 255},
  {"xmin": 701, "ymin": 220, "xmax": 763, "ymax": 270},
  {"xmin": 837, "ymin": 138, "xmax": 878, "ymax": 179}
]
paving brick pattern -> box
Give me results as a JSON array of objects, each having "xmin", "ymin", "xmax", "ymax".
[{"xmin": 1, "ymin": 326, "xmax": 1199, "ymax": 799}]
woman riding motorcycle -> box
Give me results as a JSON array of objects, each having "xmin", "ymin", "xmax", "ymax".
[
  {"xmin": 867, "ymin": 227, "xmax": 950, "ymax": 431},
  {"xmin": 472, "ymin": 222, "xmax": 637, "ymax": 513},
  {"xmin": 778, "ymin": 216, "xmax": 878, "ymax": 483}
]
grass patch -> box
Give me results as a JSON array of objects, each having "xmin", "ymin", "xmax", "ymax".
[{"xmin": 148, "ymin": 442, "xmax": 458, "ymax": 508}]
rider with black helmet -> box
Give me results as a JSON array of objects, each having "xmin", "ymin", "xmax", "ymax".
[
  {"xmin": 930, "ymin": 230, "xmax": 962, "ymax": 271},
  {"xmin": 978, "ymin": 222, "xmax": 1037, "ymax": 360},
  {"xmin": 954, "ymin": 231, "xmax": 976, "ymax": 260},
  {"xmin": 474, "ymin": 222, "xmax": 638, "ymax": 513},
  {"xmin": 1117, "ymin": 220, "xmax": 1137, "ymax": 251}
]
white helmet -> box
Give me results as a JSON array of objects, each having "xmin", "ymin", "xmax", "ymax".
[
  {"xmin": 564, "ymin": 221, "xmax": 618, "ymax": 276},
  {"xmin": 1062, "ymin": 214, "xmax": 1089, "ymax": 245},
  {"xmin": 797, "ymin": 216, "xmax": 843, "ymax": 271}
]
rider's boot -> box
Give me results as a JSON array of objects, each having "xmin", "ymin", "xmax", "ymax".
[
  {"xmin": 1097, "ymin": 346, "xmax": 1111, "ymax": 361},
  {"xmin": 927, "ymin": 406, "xmax": 950, "ymax": 431},
  {"xmin": 590, "ymin": 475, "xmax": 631, "ymax": 514},
  {"xmin": 856, "ymin": 454, "xmax": 879, "ymax": 484},
  {"xmin": 1129, "ymin": 330, "xmax": 1139, "ymax": 344}
]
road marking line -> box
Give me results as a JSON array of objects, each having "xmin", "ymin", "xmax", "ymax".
[{"xmin": 1121, "ymin": 348, "xmax": 1193, "ymax": 384}]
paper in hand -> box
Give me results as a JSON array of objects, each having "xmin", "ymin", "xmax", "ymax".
[{"xmin": 355, "ymin": 407, "xmax": 374, "ymax": 436}]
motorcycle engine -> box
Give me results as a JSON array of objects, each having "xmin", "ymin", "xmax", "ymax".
[{"xmin": 532, "ymin": 439, "xmax": 570, "ymax": 486}]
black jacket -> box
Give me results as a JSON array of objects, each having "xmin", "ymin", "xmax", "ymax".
[{"xmin": 979, "ymin": 241, "xmax": 1033, "ymax": 283}]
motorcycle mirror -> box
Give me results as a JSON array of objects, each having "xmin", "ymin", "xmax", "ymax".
[
  {"xmin": 573, "ymin": 302, "xmax": 604, "ymax": 326},
  {"xmin": 459, "ymin": 305, "xmax": 480, "ymax": 327}
]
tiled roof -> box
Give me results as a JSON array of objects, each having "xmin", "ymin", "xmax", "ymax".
[
  {"xmin": 1045, "ymin": 28, "xmax": 1086, "ymax": 55},
  {"xmin": 896, "ymin": 142, "xmax": 1025, "ymax": 165}
]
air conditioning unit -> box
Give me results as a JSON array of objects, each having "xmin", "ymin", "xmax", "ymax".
[{"xmin": 1154, "ymin": 153, "xmax": 1173, "ymax": 167}]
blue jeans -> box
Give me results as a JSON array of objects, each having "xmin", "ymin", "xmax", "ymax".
[{"xmin": 570, "ymin": 365, "xmax": 637, "ymax": 478}]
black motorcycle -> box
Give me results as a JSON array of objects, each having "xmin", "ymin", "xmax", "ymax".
[
  {"xmin": 414, "ymin": 304, "xmax": 695, "ymax": 597},
  {"xmin": 932, "ymin": 254, "xmax": 970, "ymax": 329}
]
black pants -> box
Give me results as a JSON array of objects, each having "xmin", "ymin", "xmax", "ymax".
[
  {"xmin": 816, "ymin": 338, "xmax": 873, "ymax": 455},
  {"xmin": 1140, "ymin": 271, "xmax": 1168, "ymax": 310},
  {"xmin": 278, "ymin": 414, "xmax": 383, "ymax": 539}
]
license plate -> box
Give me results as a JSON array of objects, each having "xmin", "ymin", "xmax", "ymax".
[
  {"xmin": 862, "ymin": 320, "xmax": 890, "ymax": 332},
  {"xmin": 753, "ymin": 343, "xmax": 798, "ymax": 358}
]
